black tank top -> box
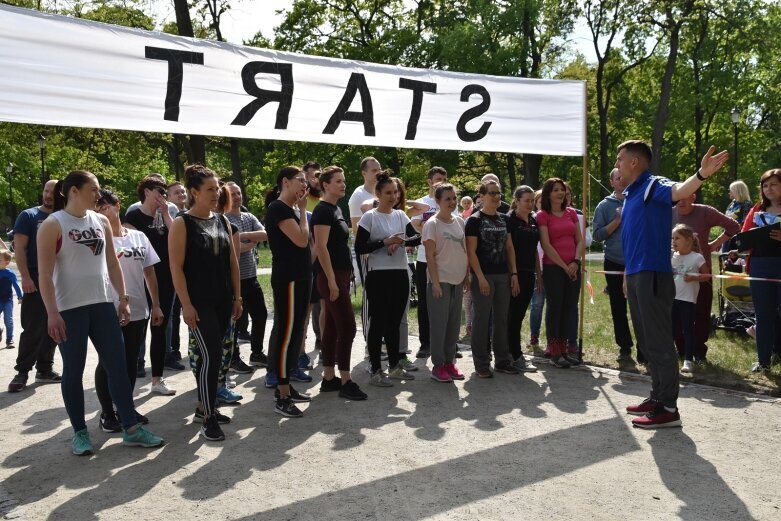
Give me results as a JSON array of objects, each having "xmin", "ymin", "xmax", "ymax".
[{"xmin": 182, "ymin": 213, "xmax": 232, "ymax": 305}]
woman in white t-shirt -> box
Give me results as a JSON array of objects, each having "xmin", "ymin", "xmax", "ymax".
[
  {"xmin": 422, "ymin": 184, "xmax": 468, "ymax": 382},
  {"xmin": 94, "ymin": 189, "xmax": 164, "ymax": 433},
  {"xmin": 671, "ymin": 224, "xmax": 709, "ymax": 374},
  {"xmin": 354, "ymin": 173, "xmax": 421, "ymax": 386},
  {"xmin": 37, "ymin": 170, "xmax": 164, "ymax": 455}
]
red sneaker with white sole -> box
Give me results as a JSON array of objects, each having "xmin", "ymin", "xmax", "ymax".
[
  {"xmin": 632, "ymin": 408, "xmax": 682, "ymax": 429},
  {"xmin": 626, "ymin": 398, "xmax": 658, "ymax": 416}
]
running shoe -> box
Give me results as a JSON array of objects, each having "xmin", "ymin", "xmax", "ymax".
[
  {"xmin": 123, "ymin": 425, "xmax": 165, "ymax": 447},
  {"xmin": 195, "ymin": 407, "xmax": 231, "ymax": 424},
  {"xmin": 550, "ymin": 356, "xmax": 571, "ymax": 368},
  {"xmin": 201, "ymin": 415, "xmax": 225, "ymax": 441},
  {"xmin": 100, "ymin": 411, "xmax": 122, "ymax": 433},
  {"xmin": 265, "ymin": 371, "xmax": 279, "ymax": 388},
  {"xmin": 34, "ymin": 370, "xmax": 62, "ymax": 383},
  {"xmin": 476, "ymin": 367, "xmax": 494, "ymax": 378},
  {"xmin": 248, "ymin": 352, "xmax": 269, "ymax": 367},
  {"xmin": 563, "ymin": 354, "xmax": 581, "ymax": 366},
  {"xmin": 338, "ymin": 380, "xmax": 368, "ymax": 400},
  {"xmin": 320, "ymin": 377, "xmax": 342, "ymax": 393},
  {"xmin": 444, "ymin": 363, "xmax": 465, "ymax": 380},
  {"xmin": 370, "ymin": 370, "xmax": 393, "ymax": 387},
  {"xmin": 289, "ymin": 367, "xmax": 313, "ymax": 382},
  {"xmin": 495, "ymin": 362, "xmax": 520, "ymax": 375},
  {"xmin": 415, "ymin": 347, "xmax": 430, "ymax": 359},
  {"xmin": 217, "ymin": 385, "xmax": 243, "ymax": 404},
  {"xmin": 388, "ymin": 364, "xmax": 415, "ymax": 380},
  {"xmin": 274, "ymin": 385, "xmax": 311, "ymax": 403},
  {"xmin": 151, "ymin": 379, "xmax": 176, "ymax": 395},
  {"xmin": 7, "ymin": 373, "xmax": 27, "ymax": 393},
  {"xmin": 229, "ymin": 359, "xmax": 254, "ymax": 374},
  {"xmin": 631, "ymin": 406, "xmax": 682, "ymax": 429},
  {"xmin": 398, "ymin": 357, "xmax": 418, "ymax": 371},
  {"xmin": 512, "ymin": 356, "xmax": 537, "ymax": 373},
  {"xmin": 681, "ymin": 360, "xmax": 694, "ymax": 374},
  {"xmin": 72, "ymin": 428, "xmax": 93, "ymax": 456},
  {"xmin": 275, "ymin": 397, "xmax": 303, "ymax": 418},
  {"xmin": 626, "ymin": 398, "xmax": 658, "ymax": 416},
  {"xmin": 298, "ymin": 353, "xmax": 313, "ymax": 370},
  {"xmin": 430, "ymin": 366, "xmax": 452, "ymax": 382},
  {"xmin": 6, "ymin": 339, "xmax": 14, "ymax": 349}
]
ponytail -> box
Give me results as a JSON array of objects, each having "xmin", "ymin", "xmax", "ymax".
[{"xmin": 53, "ymin": 170, "xmax": 95, "ymax": 211}]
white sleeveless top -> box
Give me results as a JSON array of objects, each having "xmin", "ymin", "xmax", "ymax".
[{"xmin": 51, "ymin": 210, "xmax": 112, "ymax": 312}]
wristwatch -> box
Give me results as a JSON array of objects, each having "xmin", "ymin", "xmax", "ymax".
[
  {"xmin": 233, "ymin": 296, "xmax": 243, "ymax": 303},
  {"xmin": 119, "ymin": 294, "xmax": 130, "ymax": 302}
]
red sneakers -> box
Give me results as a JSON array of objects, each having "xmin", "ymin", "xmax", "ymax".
[
  {"xmin": 632, "ymin": 408, "xmax": 682, "ymax": 429},
  {"xmin": 626, "ymin": 398, "xmax": 658, "ymax": 416},
  {"xmin": 430, "ymin": 366, "xmax": 452, "ymax": 382},
  {"xmin": 444, "ymin": 363, "xmax": 465, "ymax": 380}
]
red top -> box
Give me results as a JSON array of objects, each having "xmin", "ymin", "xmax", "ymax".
[{"xmin": 537, "ymin": 207, "xmax": 578, "ymax": 265}]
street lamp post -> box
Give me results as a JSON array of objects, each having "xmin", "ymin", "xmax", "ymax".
[
  {"xmin": 730, "ymin": 107, "xmax": 741, "ymax": 181},
  {"xmin": 6, "ymin": 162, "xmax": 13, "ymax": 222},
  {"xmin": 37, "ymin": 133, "xmax": 47, "ymax": 187}
]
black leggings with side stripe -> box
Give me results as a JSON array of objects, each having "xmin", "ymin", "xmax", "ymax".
[
  {"xmin": 190, "ymin": 298, "xmax": 232, "ymax": 415},
  {"xmin": 268, "ymin": 277, "xmax": 311, "ymax": 386}
]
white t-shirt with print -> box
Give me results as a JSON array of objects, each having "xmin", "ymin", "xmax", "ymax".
[
  {"xmin": 357, "ymin": 209, "xmax": 411, "ymax": 272},
  {"xmin": 672, "ymin": 251, "xmax": 705, "ymax": 303},
  {"xmin": 112, "ymin": 229, "xmax": 160, "ymax": 321},
  {"xmin": 422, "ymin": 216, "xmax": 468, "ymax": 285}
]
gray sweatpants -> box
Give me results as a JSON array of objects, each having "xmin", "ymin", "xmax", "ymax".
[
  {"xmin": 626, "ymin": 271, "xmax": 679, "ymax": 408},
  {"xmin": 470, "ymin": 273, "xmax": 512, "ymax": 371},
  {"xmin": 427, "ymin": 282, "xmax": 463, "ymax": 367}
]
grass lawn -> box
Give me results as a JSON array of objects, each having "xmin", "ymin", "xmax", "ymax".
[{"xmin": 256, "ymin": 246, "xmax": 779, "ymax": 396}]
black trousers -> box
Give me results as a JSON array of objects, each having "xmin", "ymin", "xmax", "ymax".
[
  {"xmin": 170, "ymin": 295, "xmax": 182, "ymax": 355},
  {"xmin": 149, "ymin": 274, "xmax": 175, "ymax": 378},
  {"xmin": 604, "ymin": 258, "xmax": 635, "ymax": 353},
  {"xmin": 268, "ymin": 277, "xmax": 311, "ymax": 386},
  {"xmin": 415, "ymin": 261, "xmax": 430, "ymax": 349},
  {"xmin": 233, "ymin": 277, "xmax": 268, "ymax": 358},
  {"xmin": 95, "ymin": 318, "xmax": 146, "ymax": 414},
  {"xmin": 507, "ymin": 271, "xmax": 535, "ymax": 360},
  {"xmin": 365, "ymin": 270, "xmax": 408, "ymax": 372},
  {"xmin": 191, "ymin": 298, "xmax": 233, "ymax": 415},
  {"xmin": 15, "ymin": 273, "xmax": 57, "ymax": 374},
  {"xmin": 542, "ymin": 264, "xmax": 580, "ymax": 354}
]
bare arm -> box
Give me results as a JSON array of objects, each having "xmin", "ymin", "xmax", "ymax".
[
  {"xmin": 13, "ymin": 233, "xmax": 35, "ymax": 293},
  {"xmin": 99, "ymin": 215, "xmax": 130, "ymax": 323},
  {"xmin": 505, "ymin": 236, "xmax": 520, "ymax": 296},
  {"xmin": 225, "ymin": 217, "xmax": 243, "ymax": 321},
  {"xmin": 36, "ymin": 219, "xmax": 66, "ymax": 343},
  {"xmin": 168, "ymin": 217, "xmax": 197, "ymax": 327},
  {"xmin": 671, "ymin": 145, "xmax": 729, "ymax": 202},
  {"xmin": 278, "ymin": 218, "xmax": 310, "ymax": 248}
]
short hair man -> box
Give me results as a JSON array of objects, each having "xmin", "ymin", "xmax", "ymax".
[
  {"xmin": 672, "ymin": 192, "xmax": 739, "ymax": 362},
  {"xmin": 348, "ymin": 157, "xmax": 382, "ymax": 234},
  {"xmin": 410, "ymin": 166, "xmax": 449, "ymax": 359},
  {"xmin": 592, "ymin": 168, "xmax": 641, "ymax": 364},
  {"xmin": 224, "ymin": 182, "xmax": 269, "ymax": 370},
  {"xmin": 8, "ymin": 180, "xmax": 60, "ymax": 392},
  {"xmin": 167, "ymin": 182, "xmax": 187, "ymax": 212},
  {"xmin": 617, "ymin": 140, "xmax": 727, "ymax": 429}
]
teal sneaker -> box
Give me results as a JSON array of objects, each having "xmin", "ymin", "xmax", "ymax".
[
  {"xmin": 122, "ymin": 425, "xmax": 164, "ymax": 448},
  {"xmin": 72, "ymin": 428, "xmax": 93, "ymax": 456}
]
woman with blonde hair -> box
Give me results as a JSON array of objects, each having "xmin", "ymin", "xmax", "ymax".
[{"xmin": 722, "ymin": 180, "xmax": 753, "ymax": 252}]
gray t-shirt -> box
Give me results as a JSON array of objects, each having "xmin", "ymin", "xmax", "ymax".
[{"xmin": 226, "ymin": 211, "xmax": 264, "ymax": 280}]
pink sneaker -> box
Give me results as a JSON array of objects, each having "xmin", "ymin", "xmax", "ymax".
[
  {"xmin": 431, "ymin": 365, "xmax": 452, "ymax": 382},
  {"xmin": 444, "ymin": 363, "xmax": 465, "ymax": 380}
]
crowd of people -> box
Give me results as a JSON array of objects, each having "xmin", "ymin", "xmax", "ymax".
[{"xmin": 3, "ymin": 138, "xmax": 780, "ymax": 453}]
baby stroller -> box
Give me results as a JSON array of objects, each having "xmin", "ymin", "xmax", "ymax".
[{"xmin": 711, "ymin": 252, "xmax": 755, "ymax": 333}]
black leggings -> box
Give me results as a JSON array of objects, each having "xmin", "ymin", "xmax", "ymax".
[
  {"xmin": 542, "ymin": 264, "xmax": 580, "ymax": 355},
  {"xmin": 233, "ymin": 277, "xmax": 268, "ymax": 358},
  {"xmin": 150, "ymin": 275, "xmax": 175, "ymax": 377},
  {"xmin": 507, "ymin": 271, "xmax": 535, "ymax": 360},
  {"xmin": 190, "ymin": 298, "xmax": 232, "ymax": 415},
  {"xmin": 365, "ymin": 269, "xmax": 408, "ymax": 373},
  {"xmin": 268, "ymin": 277, "xmax": 311, "ymax": 386},
  {"xmin": 95, "ymin": 319, "xmax": 146, "ymax": 414}
]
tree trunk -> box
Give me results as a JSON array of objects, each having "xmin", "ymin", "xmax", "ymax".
[
  {"xmin": 173, "ymin": 0, "xmax": 206, "ymax": 166},
  {"xmin": 522, "ymin": 154, "xmax": 542, "ymax": 189},
  {"xmin": 506, "ymin": 153, "xmax": 517, "ymax": 190},
  {"xmin": 230, "ymin": 138, "xmax": 244, "ymax": 192}
]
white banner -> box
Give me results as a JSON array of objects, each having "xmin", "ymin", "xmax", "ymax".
[{"xmin": 0, "ymin": 5, "xmax": 586, "ymax": 156}]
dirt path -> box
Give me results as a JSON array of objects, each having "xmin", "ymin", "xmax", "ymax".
[{"xmin": 1, "ymin": 314, "xmax": 779, "ymax": 520}]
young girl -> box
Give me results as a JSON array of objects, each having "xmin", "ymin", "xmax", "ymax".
[
  {"xmin": 422, "ymin": 183, "xmax": 468, "ymax": 382},
  {"xmin": 671, "ymin": 224, "xmax": 709, "ymax": 374}
]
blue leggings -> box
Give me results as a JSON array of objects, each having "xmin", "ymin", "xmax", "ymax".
[
  {"xmin": 0, "ymin": 298, "xmax": 13, "ymax": 342},
  {"xmin": 58, "ymin": 302, "xmax": 136, "ymax": 432}
]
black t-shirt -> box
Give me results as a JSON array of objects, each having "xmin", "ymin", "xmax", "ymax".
[
  {"xmin": 465, "ymin": 210, "xmax": 509, "ymax": 274},
  {"xmin": 506, "ymin": 211, "xmax": 539, "ymax": 273},
  {"xmin": 311, "ymin": 201, "xmax": 351, "ymax": 271},
  {"xmin": 181, "ymin": 213, "xmax": 233, "ymax": 305},
  {"xmin": 123, "ymin": 207, "xmax": 171, "ymax": 283},
  {"xmin": 265, "ymin": 200, "xmax": 311, "ymax": 281}
]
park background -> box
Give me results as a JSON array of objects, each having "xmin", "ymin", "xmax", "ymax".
[{"xmin": 1, "ymin": 0, "xmax": 779, "ymax": 392}]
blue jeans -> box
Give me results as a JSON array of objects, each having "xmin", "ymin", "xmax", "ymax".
[
  {"xmin": 530, "ymin": 283, "xmax": 545, "ymax": 339},
  {"xmin": 59, "ymin": 302, "xmax": 137, "ymax": 432},
  {"xmin": 0, "ymin": 298, "xmax": 14, "ymax": 342},
  {"xmin": 749, "ymin": 257, "xmax": 781, "ymax": 365}
]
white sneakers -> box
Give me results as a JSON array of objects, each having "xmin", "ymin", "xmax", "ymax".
[
  {"xmin": 680, "ymin": 360, "xmax": 694, "ymax": 374},
  {"xmin": 151, "ymin": 379, "xmax": 176, "ymax": 396}
]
